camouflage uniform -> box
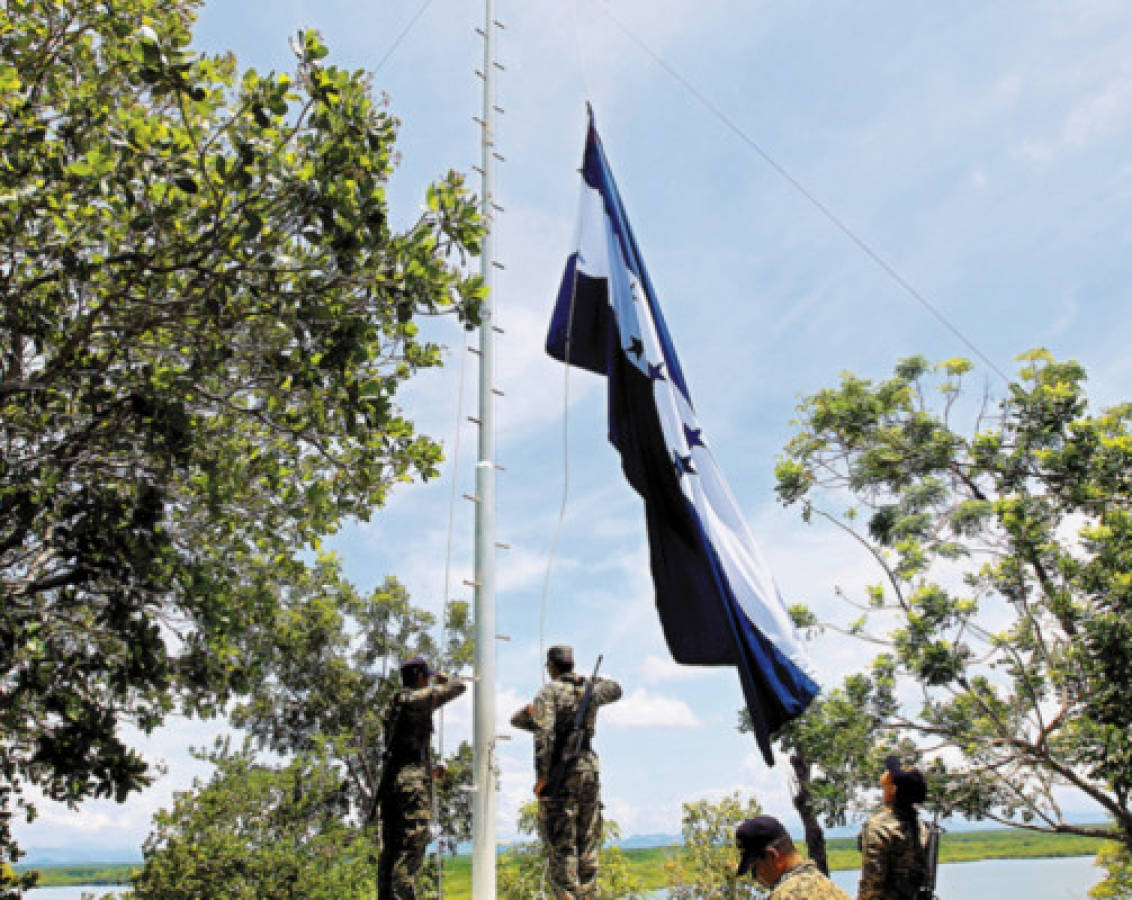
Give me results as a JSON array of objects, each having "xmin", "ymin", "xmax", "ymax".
[
  {"xmin": 511, "ymin": 671, "xmax": 622, "ymax": 900},
  {"xmin": 768, "ymin": 860, "xmax": 852, "ymax": 900},
  {"xmin": 857, "ymin": 806, "xmax": 930, "ymax": 900},
  {"xmin": 378, "ymin": 679, "xmax": 465, "ymax": 900}
]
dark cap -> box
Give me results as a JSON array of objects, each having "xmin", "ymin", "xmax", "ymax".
[
  {"xmin": 885, "ymin": 754, "xmax": 927, "ymax": 805},
  {"xmin": 547, "ymin": 644, "xmax": 574, "ymax": 669},
  {"xmin": 735, "ymin": 815, "xmax": 788, "ymax": 876},
  {"xmin": 400, "ymin": 656, "xmax": 433, "ymax": 678}
]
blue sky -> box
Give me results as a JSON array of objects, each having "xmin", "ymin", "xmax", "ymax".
[{"xmin": 20, "ymin": 0, "xmax": 1132, "ymax": 860}]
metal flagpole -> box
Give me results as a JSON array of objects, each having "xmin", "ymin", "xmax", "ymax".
[{"xmin": 471, "ymin": 0, "xmax": 500, "ymax": 894}]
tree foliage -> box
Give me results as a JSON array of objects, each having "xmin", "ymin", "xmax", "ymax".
[
  {"xmin": 0, "ymin": 0, "xmax": 483, "ymax": 878},
  {"xmin": 131, "ymin": 574, "xmax": 470, "ymax": 899},
  {"xmin": 228, "ymin": 568, "xmax": 475, "ymax": 854},
  {"xmin": 664, "ymin": 792, "xmax": 763, "ymax": 899},
  {"xmin": 497, "ymin": 801, "xmax": 647, "ymax": 900},
  {"xmin": 1091, "ymin": 840, "xmax": 1132, "ymax": 900},
  {"xmin": 773, "ymin": 351, "xmax": 1132, "ymax": 848},
  {"xmin": 739, "ymin": 654, "xmax": 905, "ymax": 872},
  {"xmin": 132, "ymin": 740, "xmax": 378, "ymax": 899}
]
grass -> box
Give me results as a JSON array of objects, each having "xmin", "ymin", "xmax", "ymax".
[
  {"xmin": 823, "ymin": 827, "xmax": 1107, "ymax": 871},
  {"xmin": 17, "ymin": 826, "xmax": 1108, "ymax": 893},
  {"xmin": 14, "ymin": 863, "xmax": 138, "ymax": 887},
  {"xmin": 428, "ymin": 826, "xmax": 1109, "ymax": 897}
]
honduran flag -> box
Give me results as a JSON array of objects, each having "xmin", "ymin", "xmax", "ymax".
[{"xmin": 546, "ymin": 110, "xmax": 819, "ymax": 764}]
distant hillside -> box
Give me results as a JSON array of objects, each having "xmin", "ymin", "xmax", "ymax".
[{"xmin": 616, "ymin": 832, "xmax": 680, "ymax": 849}]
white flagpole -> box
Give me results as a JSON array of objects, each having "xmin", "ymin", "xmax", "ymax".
[{"xmin": 471, "ymin": 0, "xmax": 500, "ymax": 894}]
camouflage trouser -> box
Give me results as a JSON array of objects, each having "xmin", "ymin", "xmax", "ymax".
[
  {"xmin": 542, "ymin": 768, "xmax": 601, "ymax": 900},
  {"xmin": 379, "ymin": 764, "xmax": 432, "ymax": 900}
]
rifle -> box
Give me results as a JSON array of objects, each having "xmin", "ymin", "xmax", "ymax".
[
  {"xmin": 919, "ymin": 811, "xmax": 943, "ymax": 899},
  {"xmin": 368, "ymin": 688, "xmax": 408, "ymax": 826},
  {"xmin": 544, "ymin": 654, "xmax": 603, "ymax": 798}
]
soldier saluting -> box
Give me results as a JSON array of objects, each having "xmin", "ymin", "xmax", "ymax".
[
  {"xmin": 376, "ymin": 656, "xmax": 466, "ymax": 900},
  {"xmin": 511, "ymin": 644, "xmax": 622, "ymax": 900}
]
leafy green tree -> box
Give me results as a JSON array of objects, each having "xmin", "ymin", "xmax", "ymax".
[
  {"xmin": 0, "ymin": 0, "xmax": 483, "ymax": 880},
  {"xmin": 770, "ymin": 351, "xmax": 1132, "ymax": 856},
  {"xmin": 433, "ymin": 740, "xmax": 475, "ymax": 856},
  {"xmin": 665, "ymin": 793, "xmax": 763, "ymax": 899},
  {"xmin": 496, "ymin": 802, "xmax": 547, "ymax": 899},
  {"xmin": 597, "ymin": 819, "xmax": 648, "ymax": 900},
  {"xmin": 0, "ymin": 857, "xmax": 32, "ymax": 900},
  {"xmin": 497, "ymin": 801, "xmax": 647, "ymax": 899},
  {"xmin": 1091, "ymin": 840, "xmax": 1132, "ymax": 899},
  {"xmin": 132, "ymin": 740, "xmax": 378, "ymax": 899},
  {"xmin": 227, "ymin": 568, "xmax": 475, "ymax": 876},
  {"xmin": 740, "ymin": 657, "xmax": 902, "ymax": 874}
]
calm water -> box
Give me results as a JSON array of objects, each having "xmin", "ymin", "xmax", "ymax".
[
  {"xmin": 830, "ymin": 855, "xmax": 1102, "ymax": 899},
  {"xmin": 25, "ymin": 888, "xmax": 129, "ymax": 900},
  {"xmin": 643, "ymin": 854, "xmax": 1102, "ymax": 899},
  {"xmin": 28, "ymin": 854, "xmax": 1105, "ymax": 899}
]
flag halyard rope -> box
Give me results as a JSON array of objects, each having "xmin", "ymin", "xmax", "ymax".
[
  {"xmin": 538, "ymin": 248, "xmax": 583, "ymax": 685},
  {"xmin": 373, "ymin": 0, "xmax": 442, "ymax": 75},
  {"xmin": 589, "ymin": 0, "xmax": 1010, "ymax": 385}
]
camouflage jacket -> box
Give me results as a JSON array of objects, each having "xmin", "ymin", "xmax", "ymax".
[
  {"xmin": 857, "ymin": 806, "xmax": 930, "ymax": 900},
  {"xmin": 510, "ymin": 673, "xmax": 621, "ymax": 781},
  {"xmin": 769, "ymin": 860, "xmax": 852, "ymax": 900},
  {"xmin": 384, "ymin": 680, "xmax": 466, "ymax": 771}
]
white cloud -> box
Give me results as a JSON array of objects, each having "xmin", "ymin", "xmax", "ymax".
[
  {"xmin": 639, "ymin": 654, "xmax": 717, "ymax": 685},
  {"xmin": 1042, "ymin": 296, "xmax": 1080, "ymax": 339},
  {"xmin": 495, "ymin": 747, "xmax": 536, "ymax": 840},
  {"xmin": 604, "ymin": 688, "xmax": 700, "ymax": 728},
  {"xmin": 1013, "ymin": 71, "xmax": 1132, "ymax": 164},
  {"xmin": 499, "ymin": 545, "xmax": 575, "ymax": 596},
  {"xmin": 740, "ymin": 753, "xmax": 796, "ymax": 814},
  {"xmin": 16, "ymin": 716, "xmax": 233, "ymax": 857},
  {"xmin": 1061, "ymin": 73, "xmax": 1132, "ymax": 148}
]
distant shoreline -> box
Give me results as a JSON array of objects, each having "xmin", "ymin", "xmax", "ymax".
[
  {"xmin": 19, "ymin": 825, "xmax": 1109, "ymax": 888},
  {"xmin": 820, "ymin": 826, "xmax": 1106, "ymax": 871}
]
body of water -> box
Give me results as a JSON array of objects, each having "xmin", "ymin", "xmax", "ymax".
[
  {"xmin": 645, "ymin": 854, "xmax": 1103, "ymax": 899},
  {"xmin": 830, "ymin": 855, "xmax": 1102, "ymax": 899},
  {"xmin": 28, "ymin": 855, "xmax": 1106, "ymax": 899}
]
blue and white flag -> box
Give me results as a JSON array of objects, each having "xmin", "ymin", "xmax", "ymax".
[{"xmin": 546, "ymin": 112, "xmax": 819, "ymax": 764}]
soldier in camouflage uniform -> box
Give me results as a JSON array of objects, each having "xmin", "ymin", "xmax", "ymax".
[
  {"xmin": 736, "ymin": 816, "xmax": 851, "ymax": 900},
  {"xmin": 377, "ymin": 656, "xmax": 466, "ymax": 900},
  {"xmin": 510, "ymin": 644, "xmax": 621, "ymax": 900},
  {"xmin": 857, "ymin": 755, "xmax": 930, "ymax": 900}
]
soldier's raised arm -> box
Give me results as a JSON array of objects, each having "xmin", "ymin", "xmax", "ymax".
[
  {"xmin": 408, "ymin": 673, "xmax": 465, "ymax": 713},
  {"xmin": 510, "ymin": 703, "xmax": 536, "ymax": 732},
  {"xmin": 591, "ymin": 675, "xmax": 622, "ymax": 707}
]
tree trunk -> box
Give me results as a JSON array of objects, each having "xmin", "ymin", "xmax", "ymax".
[{"xmin": 789, "ymin": 750, "xmax": 829, "ymax": 876}]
